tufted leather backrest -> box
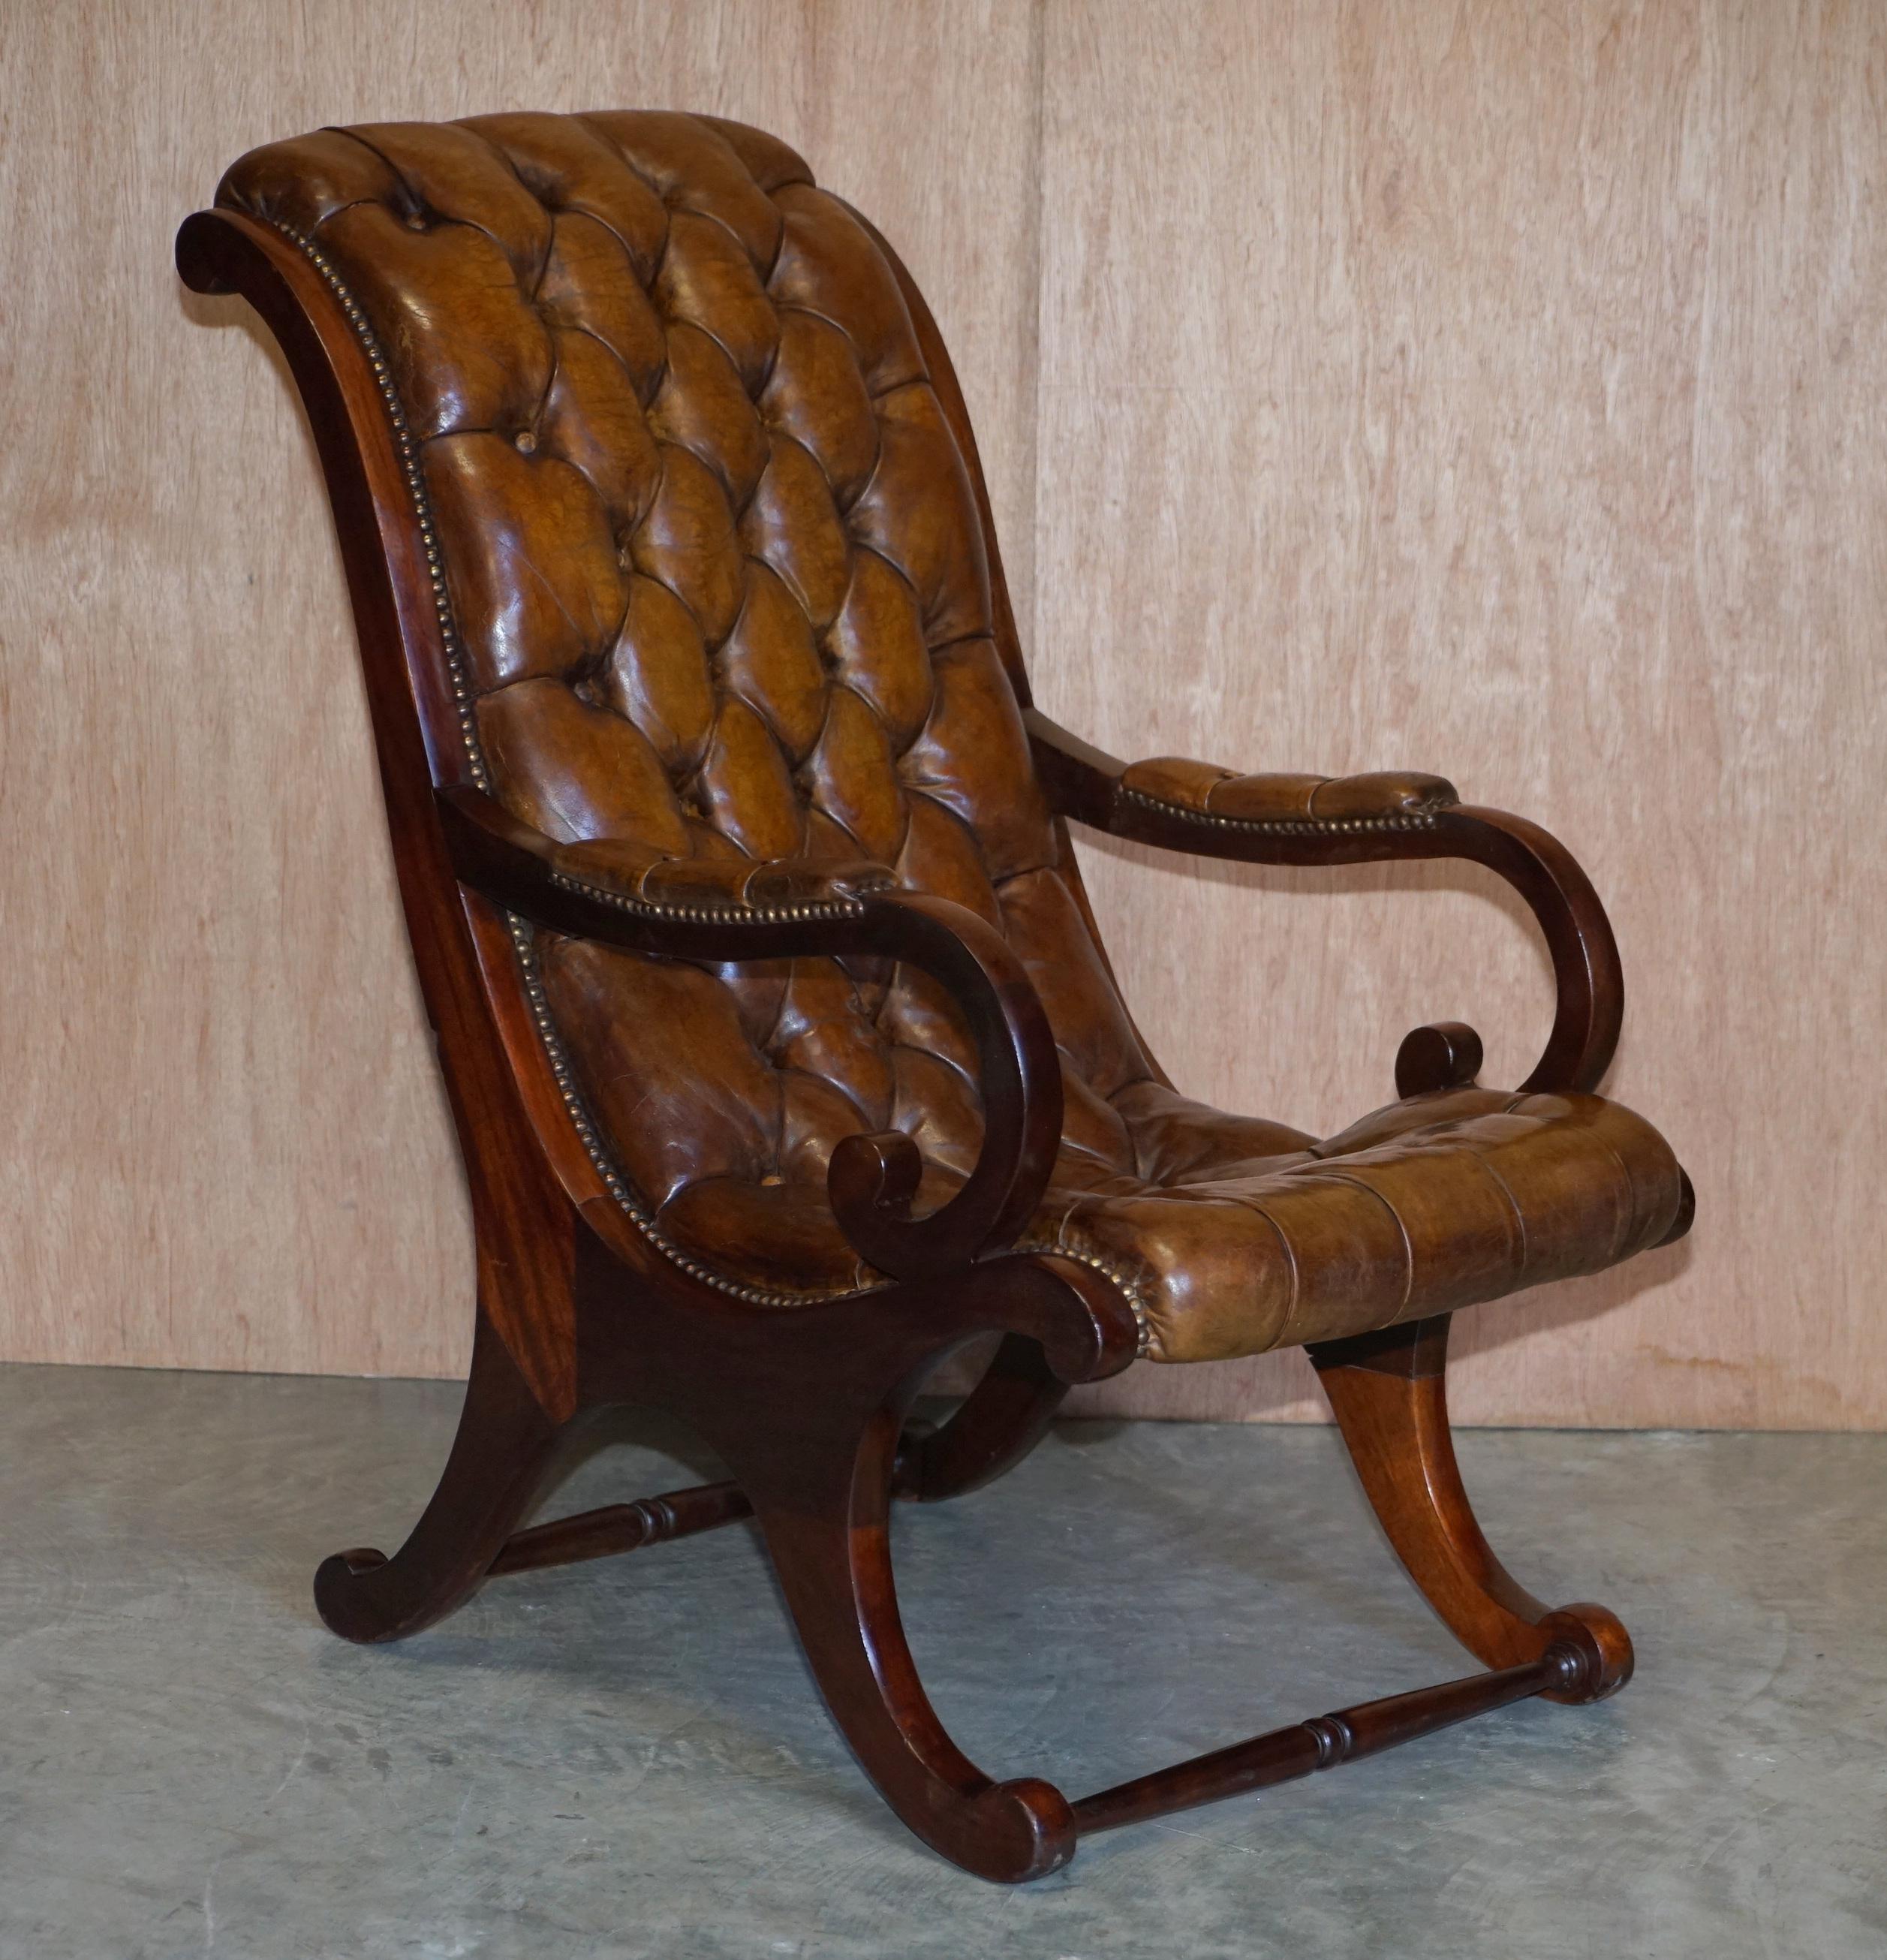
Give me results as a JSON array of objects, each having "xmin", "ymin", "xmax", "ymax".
[{"xmin": 219, "ymin": 112, "xmax": 1160, "ymax": 1293}]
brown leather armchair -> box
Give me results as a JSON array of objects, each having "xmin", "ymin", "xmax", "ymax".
[{"xmin": 179, "ymin": 110, "xmax": 1691, "ymax": 1882}]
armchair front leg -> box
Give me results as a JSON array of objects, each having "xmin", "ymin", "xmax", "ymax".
[{"xmin": 1025, "ymin": 707, "xmax": 1624, "ymax": 1096}]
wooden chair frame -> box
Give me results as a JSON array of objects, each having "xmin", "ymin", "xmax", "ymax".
[{"xmin": 178, "ymin": 203, "xmax": 1667, "ymax": 1883}]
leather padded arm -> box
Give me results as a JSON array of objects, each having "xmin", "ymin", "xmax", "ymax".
[
  {"xmin": 550, "ymin": 832, "xmax": 898, "ymax": 913},
  {"xmin": 437, "ymin": 785, "xmax": 1064, "ymax": 1285},
  {"xmin": 1119, "ymin": 755, "xmax": 1459, "ymax": 829},
  {"xmin": 1025, "ymin": 708, "xmax": 1624, "ymax": 1096}
]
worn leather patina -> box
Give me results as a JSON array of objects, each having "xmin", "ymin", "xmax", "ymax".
[{"xmin": 218, "ymin": 112, "xmax": 1685, "ymax": 1361}]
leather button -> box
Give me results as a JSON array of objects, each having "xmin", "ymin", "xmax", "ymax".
[
  {"xmin": 514, "ymin": 430, "xmax": 537, "ymax": 453},
  {"xmin": 403, "ymin": 209, "xmax": 427, "ymax": 230}
]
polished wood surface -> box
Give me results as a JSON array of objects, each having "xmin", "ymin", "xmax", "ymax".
[
  {"xmin": 1310, "ymin": 1315, "xmax": 1634, "ymax": 1702},
  {"xmin": 1070, "ymin": 1644, "xmax": 1587, "ymax": 1838},
  {"xmin": 4, "ymin": 2, "xmax": 1881, "ymax": 1426},
  {"xmin": 486, "ymin": 1477, "xmax": 752, "ymax": 1578}
]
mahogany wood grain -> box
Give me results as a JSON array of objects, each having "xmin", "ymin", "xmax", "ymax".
[
  {"xmin": 1309, "ymin": 1315, "xmax": 1633, "ymax": 1703},
  {"xmin": 174, "ymin": 209, "xmax": 583, "ymax": 1417},
  {"xmin": 488, "ymin": 1479, "xmax": 753, "ymax": 1577},
  {"xmin": 1072, "ymin": 1643, "xmax": 1585, "ymax": 1836},
  {"xmin": 1395, "ymin": 1022, "xmax": 1485, "ymax": 1099},
  {"xmin": 314, "ymin": 1315, "xmax": 570, "ymax": 1643},
  {"xmin": 893, "ymin": 1335, "xmax": 1070, "ymax": 1503}
]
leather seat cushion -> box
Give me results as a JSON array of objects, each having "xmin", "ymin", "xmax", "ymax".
[
  {"xmin": 1046, "ymin": 1085, "xmax": 1684, "ymax": 1359},
  {"xmin": 543, "ymin": 931, "xmax": 1686, "ymax": 1362}
]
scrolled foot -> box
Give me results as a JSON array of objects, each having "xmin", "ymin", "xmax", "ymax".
[
  {"xmin": 1538, "ymin": 1601, "xmax": 1634, "ymax": 1704},
  {"xmin": 753, "ymin": 1404, "xmax": 1083, "ymax": 1882},
  {"xmin": 965, "ymin": 1778, "xmax": 1076, "ymax": 1884},
  {"xmin": 314, "ymin": 1549, "xmax": 399, "ymax": 1642},
  {"xmin": 310, "ymin": 1320, "xmax": 569, "ymax": 1645}
]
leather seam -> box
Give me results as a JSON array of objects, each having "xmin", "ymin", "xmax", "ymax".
[
  {"xmin": 1575, "ymin": 1125, "xmax": 1642, "ymax": 1265},
  {"xmin": 553, "ymin": 208, "xmax": 663, "ymax": 294},
  {"xmin": 338, "ymin": 126, "xmax": 545, "ymax": 288},
  {"xmin": 1313, "ymin": 1168, "xmax": 1417, "ymax": 1329},
  {"xmin": 1466, "ymin": 1148, "xmax": 1532, "ymax": 1278},
  {"xmin": 1213, "ymin": 1191, "xmax": 1302, "ymax": 1348},
  {"xmin": 456, "ymin": 122, "xmax": 559, "ymax": 294},
  {"xmin": 571, "ymin": 113, "xmax": 667, "ymax": 209}
]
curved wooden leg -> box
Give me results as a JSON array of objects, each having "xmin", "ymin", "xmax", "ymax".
[
  {"xmin": 314, "ymin": 1314, "xmax": 576, "ymax": 1644},
  {"xmin": 893, "ymin": 1333, "xmax": 1067, "ymax": 1502},
  {"xmin": 750, "ymin": 1405, "xmax": 1074, "ymax": 1883},
  {"xmin": 1308, "ymin": 1314, "xmax": 1632, "ymax": 1704}
]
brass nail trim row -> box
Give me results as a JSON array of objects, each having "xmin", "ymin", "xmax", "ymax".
[
  {"xmin": 506, "ymin": 915, "xmax": 1151, "ymax": 1343},
  {"xmin": 504, "ymin": 915, "xmax": 862, "ymax": 1308},
  {"xmin": 1015, "ymin": 1243, "xmax": 1152, "ymax": 1357},
  {"xmin": 278, "ymin": 224, "xmax": 491, "ymax": 794},
  {"xmin": 1119, "ymin": 786, "xmax": 1445, "ymax": 835},
  {"xmin": 548, "ymin": 869, "xmax": 865, "ymax": 926}
]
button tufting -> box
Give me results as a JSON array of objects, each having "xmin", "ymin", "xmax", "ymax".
[{"xmin": 236, "ymin": 113, "xmax": 1683, "ymax": 1370}]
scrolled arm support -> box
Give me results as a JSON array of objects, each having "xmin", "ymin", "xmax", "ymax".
[
  {"xmin": 437, "ymin": 787, "xmax": 1064, "ymax": 1283},
  {"xmin": 1025, "ymin": 709, "xmax": 1623, "ymax": 1095}
]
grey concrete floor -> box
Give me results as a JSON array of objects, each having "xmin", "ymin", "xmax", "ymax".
[{"xmin": 1, "ymin": 1366, "xmax": 1881, "ymax": 1960}]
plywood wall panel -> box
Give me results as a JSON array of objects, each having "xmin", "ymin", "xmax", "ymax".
[
  {"xmin": 3, "ymin": 2, "xmax": 1882, "ymax": 1428},
  {"xmin": 1035, "ymin": 1, "xmax": 1887, "ymax": 1426},
  {"xmin": 0, "ymin": 0, "xmax": 1041, "ymax": 1379}
]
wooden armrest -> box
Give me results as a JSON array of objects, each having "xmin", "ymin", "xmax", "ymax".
[
  {"xmin": 436, "ymin": 786, "xmax": 1063, "ymax": 1284},
  {"xmin": 1025, "ymin": 709, "xmax": 1623, "ymax": 1095}
]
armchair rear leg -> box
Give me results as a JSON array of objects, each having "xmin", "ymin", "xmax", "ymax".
[
  {"xmin": 893, "ymin": 1332, "xmax": 1067, "ymax": 1501},
  {"xmin": 1308, "ymin": 1314, "xmax": 1632, "ymax": 1704},
  {"xmin": 314, "ymin": 1314, "xmax": 576, "ymax": 1644},
  {"xmin": 748, "ymin": 1402, "xmax": 1076, "ymax": 1883}
]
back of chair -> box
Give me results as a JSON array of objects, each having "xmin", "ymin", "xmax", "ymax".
[{"xmin": 218, "ymin": 113, "xmax": 1156, "ymax": 1287}]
